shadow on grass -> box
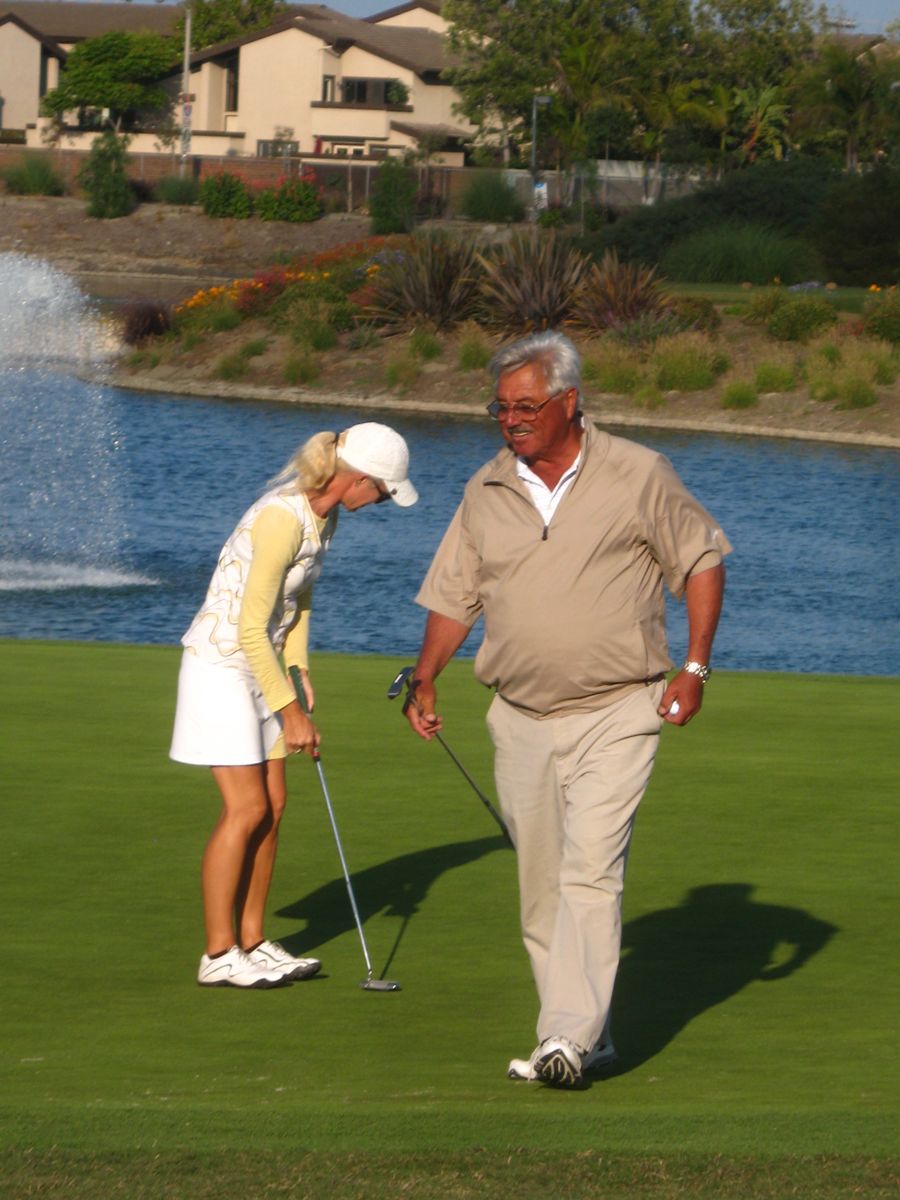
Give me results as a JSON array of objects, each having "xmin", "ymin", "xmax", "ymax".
[
  {"xmin": 609, "ymin": 882, "xmax": 839, "ymax": 1072},
  {"xmin": 275, "ymin": 835, "xmax": 507, "ymax": 974}
]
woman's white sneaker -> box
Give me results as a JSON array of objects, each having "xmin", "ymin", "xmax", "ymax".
[
  {"xmin": 197, "ymin": 945, "xmax": 287, "ymax": 989},
  {"xmin": 246, "ymin": 939, "xmax": 322, "ymax": 981}
]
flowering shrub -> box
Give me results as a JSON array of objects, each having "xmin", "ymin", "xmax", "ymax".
[{"xmin": 255, "ymin": 174, "xmax": 322, "ymax": 223}]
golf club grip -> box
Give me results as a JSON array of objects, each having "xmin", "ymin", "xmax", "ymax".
[{"xmin": 287, "ymin": 665, "xmax": 319, "ymax": 759}]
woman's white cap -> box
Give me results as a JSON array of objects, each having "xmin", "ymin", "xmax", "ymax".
[{"xmin": 341, "ymin": 423, "xmax": 418, "ymax": 507}]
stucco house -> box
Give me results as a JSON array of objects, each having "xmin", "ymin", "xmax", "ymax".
[{"xmin": 0, "ymin": 1, "xmax": 474, "ymax": 161}]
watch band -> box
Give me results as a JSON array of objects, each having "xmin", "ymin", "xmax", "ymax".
[{"xmin": 682, "ymin": 660, "xmax": 711, "ymax": 684}]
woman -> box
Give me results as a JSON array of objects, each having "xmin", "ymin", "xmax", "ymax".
[{"xmin": 171, "ymin": 423, "xmax": 417, "ymax": 988}]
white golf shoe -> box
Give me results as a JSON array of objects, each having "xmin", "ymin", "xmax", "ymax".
[
  {"xmin": 508, "ymin": 1037, "xmax": 617, "ymax": 1085},
  {"xmin": 246, "ymin": 939, "xmax": 322, "ymax": 981},
  {"xmin": 197, "ymin": 945, "xmax": 287, "ymax": 989}
]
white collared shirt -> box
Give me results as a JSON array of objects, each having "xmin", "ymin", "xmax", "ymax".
[{"xmin": 516, "ymin": 450, "xmax": 582, "ymax": 525}]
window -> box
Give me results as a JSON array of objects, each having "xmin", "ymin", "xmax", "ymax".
[
  {"xmin": 340, "ymin": 78, "xmax": 405, "ymax": 106},
  {"xmin": 321, "ymin": 75, "xmax": 335, "ymax": 103},
  {"xmin": 224, "ymin": 53, "xmax": 239, "ymax": 112}
]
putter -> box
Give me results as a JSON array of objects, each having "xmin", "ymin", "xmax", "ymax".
[
  {"xmin": 289, "ymin": 666, "xmax": 400, "ymax": 992},
  {"xmin": 387, "ymin": 666, "xmax": 513, "ymax": 848}
]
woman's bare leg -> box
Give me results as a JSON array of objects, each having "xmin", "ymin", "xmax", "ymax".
[
  {"xmin": 201, "ymin": 763, "xmax": 270, "ymax": 955},
  {"xmin": 235, "ymin": 758, "xmax": 287, "ymax": 949}
]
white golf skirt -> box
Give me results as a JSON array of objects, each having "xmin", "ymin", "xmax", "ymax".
[{"xmin": 170, "ymin": 651, "xmax": 285, "ymax": 766}]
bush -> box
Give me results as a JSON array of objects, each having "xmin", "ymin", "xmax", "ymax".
[
  {"xmin": 582, "ymin": 346, "xmax": 643, "ymax": 394},
  {"xmin": 667, "ymin": 294, "xmax": 721, "ymax": 333},
  {"xmin": 460, "ymin": 171, "xmax": 526, "ymax": 224},
  {"xmin": 284, "ymin": 352, "xmax": 320, "ymax": 385},
  {"xmin": 478, "ymin": 229, "xmax": 590, "ymax": 333},
  {"xmin": 836, "ymin": 377, "xmax": 877, "ymax": 409},
  {"xmin": 607, "ymin": 311, "xmax": 693, "ymax": 346},
  {"xmin": 255, "ymin": 176, "xmax": 321, "ymax": 223},
  {"xmin": 766, "ymin": 296, "xmax": 837, "ymax": 342},
  {"xmin": 457, "ymin": 326, "xmax": 491, "ymax": 371},
  {"xmin": 365, "ymin": 232, "xmax": 483, "ymax": 331},
  {"xmin": 537, "ymin": 205, "xmax": 567, "ymax": 229},
  {"xmin": 409, "ymin": 327, "xmax": 442, "ymax": 360},
  {"xmin": 809, "ymin": 167, "xmax": 900, "ymax": 287},
  {"xmin": 2, "ymin": 153, "xmax": 65, "ymax": 196},
  {"xmin": 120, "ymin": 301, "xmax": 170, "ymax": 345},
  {"xmin": 599, "ymin": 158, "xmax": 837, "ymax": 266},
  {"xmin": 213, "ymin": 350, "xmax": 250, "ymax": 380},
  {"xmin": 369, "ymin": 158, "xmax": 417, "ymax": 235},
  {"xmin": 268, "ymin": 278, "xmax": 357, "ymax": 341},
  {"xmin": 743, "ymin": 289, "xmax": 789, "ymax": 325},
  {"xmin": 78, "ymin": 131, "xmax": 134, "ymax": 219},
  {"xmin": 385, "ymin": 352, "xmax": 420, "ymax": 391},
  {"xmin": 154, "ymin": 175, "xmax": 200, "ymax": 206},
  {"xmin": 755, "ymin": 361, "xmax": 799, "ymax": 392},
  {"xmin": 652, "ymin": 333, "xmax": 729, "ymax": 391},
  {"xmin": 862, "ymin": 289, "xmax": 900, "ymax": 344},
  {"xmin": 570, "ymin": 249, "xmax": 669, "ymax": 333},
  {"xmin": 661, "ymin": 223, "xmax": 824, "ymax": 286},
  {"xmin": 199, "ymin": 172, "xmax": 253, "ymax": 219},
  {"xmin": 721, "ymin": 380, "xmax": 758, "ymax": 409}
]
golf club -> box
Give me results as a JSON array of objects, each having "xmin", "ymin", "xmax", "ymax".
[
  {"xmin": 387, "ymin": 666, "xmax": 513, "ymax": 848},
  {"xmin": 289, "ymin": 666, "xmax": 401, "ymax": 992}
]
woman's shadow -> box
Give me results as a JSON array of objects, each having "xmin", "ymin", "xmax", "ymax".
[
  {"xmin": 275, "ymin": 834, "xmax": 508, "ymax": 976},
  {"xmin": 607, "ymin": 882, "xmax": 839, "ymax": 1072}
]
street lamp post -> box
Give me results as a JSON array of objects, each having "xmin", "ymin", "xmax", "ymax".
[
  {"xmin": 530, "ymin": 93, "xmax": 551, "ymax": 177},
  {"xmin": 179, "ymin": 1, "xmax": 193, "ymax": 177},
  {"xmin": 530, "ymin": 93, "xmax": 551, "ymax": 219}
]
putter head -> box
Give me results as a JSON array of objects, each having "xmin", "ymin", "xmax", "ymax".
[
  {"xmin": 360, "ymin": 978, "xmax": 402, "ymax": 992},
  {"xmin": 387, "ymin": 666, "xmax": 415, "ymax": 701}
]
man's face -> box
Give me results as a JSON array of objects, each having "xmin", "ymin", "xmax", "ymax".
[{"xmin": 494, "ymin": 362, "xmax": 577, "ymax": 461}]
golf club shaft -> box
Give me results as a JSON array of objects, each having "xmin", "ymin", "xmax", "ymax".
[
  {"xmin": 432, "ymin": 731, "xmax": 513, "ymax": 847},
  {"xmin": 393, "ymin": 667, "xmax": 513, "ymax": 848},
  {"xmin": 289, "ymin": 666, "xmax": 374, "ymax": 979}
]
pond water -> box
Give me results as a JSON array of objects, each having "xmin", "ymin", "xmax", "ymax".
[{"xmin": 1, "ymin": 252, "xmax": 897, "ymax": 675}]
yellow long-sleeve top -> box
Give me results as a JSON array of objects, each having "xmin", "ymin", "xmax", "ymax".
[{"xmin": 181, "ymin": 487, "xmax": 336, "ymax": 713}]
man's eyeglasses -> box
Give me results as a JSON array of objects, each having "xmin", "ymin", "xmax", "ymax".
[
  {"xmin": 369, "ymin": 478, "xmax": 392, "ymax": 504},
  {"xmin": 485, "ymin": 390, "xmax": 567, "ymax": 421}
]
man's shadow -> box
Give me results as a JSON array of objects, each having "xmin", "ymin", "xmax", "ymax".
[
  {"xmin": 275, "ymin": 834, "xmax": 507, "ymax": 975},
  {"xmin": 608, "ymin": 882, "xmax": 839, "ymax": 1072}
]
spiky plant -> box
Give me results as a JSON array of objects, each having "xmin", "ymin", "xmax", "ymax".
[
  {"xmin": 570, "ymin": 249, "xmax": 670, "ymax": 333},
  {"xmin": 477, "ymin": 230, "xmax": 590, "ymax": 333},
  {"xmin": 364, "ymin": 232, "xmax": 483, "ymax": 331}
]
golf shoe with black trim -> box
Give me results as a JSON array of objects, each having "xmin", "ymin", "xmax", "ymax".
[
  {"xmin": 533, "ymin": 1036, "xmax": 584, "ymax": 1087},
  {"xmin": 508, "ymin": 1037, "xmax": 618, "ymax": 1082},
  {"xmin": 246, "ymin": 939, "xmax": 322, "ymax": 981},
  {"xmin": 197, "ymin": 945, "xmax": 288, "ymax": 989}
]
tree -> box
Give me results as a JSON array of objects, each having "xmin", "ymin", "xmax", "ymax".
[
  {"xmin": 694, "ymin": 0, "xmax": 825, "ymax": 89},
  {"xmin": 733, "ymin": 84, "xmax": 790, "ymax": 162},
  {"xmin": 444, "ymin": 0, "xmax": 693, "ymax": 169},
  {"xmin": 41, "ymin": 31, "xmax": 178, "ymax": 132},
  {"xmin": 791, "ymin": 40, "xmax": 900, "ymax": 170},
  {"xmin": 173, "ymin": 0, "xmax": 287, "ymax": 51}
]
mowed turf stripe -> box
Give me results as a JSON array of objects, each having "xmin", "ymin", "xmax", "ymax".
[{"xmin": 1, "ymin": 642, "xmax": 897, "ymax": 1170}]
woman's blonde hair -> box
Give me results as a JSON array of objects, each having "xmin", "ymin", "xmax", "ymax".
[{"xmin": 270, "ymin": 430, "xmax": 354, "ymax": 493}]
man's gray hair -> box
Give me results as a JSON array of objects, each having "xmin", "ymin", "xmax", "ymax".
[{"xmin": 488, "ymin": 330, "xmax": 582, "ymax": 398}]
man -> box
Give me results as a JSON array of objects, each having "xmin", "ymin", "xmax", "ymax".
[{"xmin": 405, "ymin": 329, "xmax": 731, "ymax": 1089}]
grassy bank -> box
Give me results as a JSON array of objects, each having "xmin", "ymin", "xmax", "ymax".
[{"xmin": 1, "ymin": 642, "xmax": 897, "ymax": 1196}]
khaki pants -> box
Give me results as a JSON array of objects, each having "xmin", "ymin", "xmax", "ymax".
[{"xmin": 486, "ymin": 682, "xmax": 664, "ymax": 1052}]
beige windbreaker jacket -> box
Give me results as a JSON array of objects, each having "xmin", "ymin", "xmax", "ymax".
[{"xmin": 416, "ymin": 421, "xmax": 732, "ymax": 718}]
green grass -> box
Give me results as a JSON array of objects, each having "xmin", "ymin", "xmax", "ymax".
[
  {"xmin": 666, "ymin": 283, "xmax": 869, "ymax": 313},
  {"xmin": 1, "ymin": 642, "xmax": 897, "ymax": 1197}
]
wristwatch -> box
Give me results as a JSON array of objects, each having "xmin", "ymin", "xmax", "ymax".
[{"xmin": 681, "ymin": 660, "xmax": 712, "ymax": 684}]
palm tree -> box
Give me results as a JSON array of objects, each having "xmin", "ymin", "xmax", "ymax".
[
  {"xmin": 733, "ymin": 84, "xmax": 790, "ymax": 163},
  {"xmin": 792, "ymin": 41, "xmax": 900, "ymax": 172}
]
